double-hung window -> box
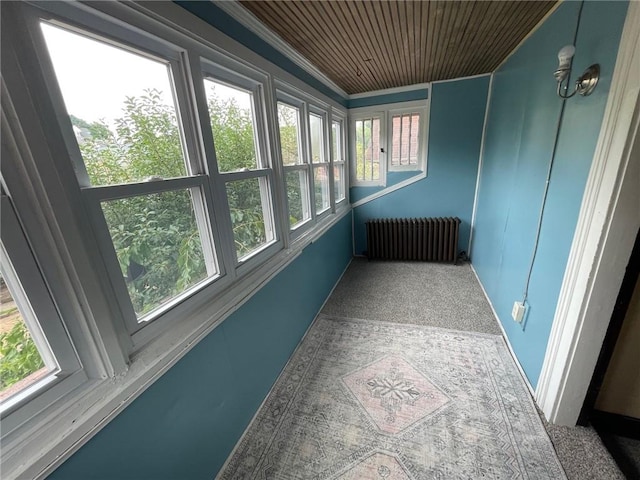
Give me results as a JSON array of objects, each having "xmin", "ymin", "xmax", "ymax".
[
  {"xmin": 331, "ymin": 116, "xmax": 347, "ymax": 203},
  {"xmin": 309, "ymin": 108, "xmax": 331, "ymax": 215},
  {"xmin": 200, "ymin": 60, "xmax": 278, "ymax": 267},
  {"xmin": 40, "ymin": 21, "xmax": 221, "ymax": 332},
  {"xmin": 276, "ymin": 85, "xmax": 339, "ymax": 237},
  {"xmin": 277, "ymin": 95, "xmax": 312, "ymax": 232}
]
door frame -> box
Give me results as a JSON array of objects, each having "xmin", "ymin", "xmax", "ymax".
[{"xmin": 535, "ymin": 1, "xmax": 640, "ymax": 426}]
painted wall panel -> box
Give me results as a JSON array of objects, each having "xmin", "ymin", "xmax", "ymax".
[
  {"xmin": 352, "ymin": 76, "xmax": 490, "ymax": 255},
  {"xmin": 471, "ymin": 1, "xmax": 628, "ymax": 387},
  {"xmin": 48, "ymin": 214, "xmax": 352, "ymax": 480}
]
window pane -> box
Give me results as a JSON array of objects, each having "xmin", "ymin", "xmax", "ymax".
[
  {"xmin": 0, "ymin": 274, "xmax": 48, "ymax": 401},
  {"xmin": 226, "ymin": 178, "xmax": 273, "ymax": 259},
  {"xmin": 285, "ymin": 170, "xmax": 310, "ymax": 228},
  {"xmin": 101, "ymin": 190, "xmax": 209, "ymax": 317},
  {"xmin": 41, "ymin": 23, "xmax": 188, "ymax": 186},
  {"xmin": 332, "ymin": 121, "xmax": 342, "ymax": 162},
  {"xmin": 278, "ymin": 103, "xmax": 301, "ymax": 166},
  {"xmin": 309, "ymin": 113, "xmax": 324, "ymax": 163},
  {"xmin": 204, "ymin": 79, "xmax": 259, "ymax": 172},
  {"xmin": 355, "ymin": 118, "xmax": 380, "ymax": 181},
  {"xmin": 392, "ymin": 113, "xmax": 420, "ymax": 167},
  {"xmin": 334, "ymin": 164, "xmax": 345, "ymax": 202},
  {"xmin": 314, "ymin": 166, "xmax": 330, "ymax": 213}
]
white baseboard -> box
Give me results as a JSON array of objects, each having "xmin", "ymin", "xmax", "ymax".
[{"xmin": 470, "ymin": 264, "xmax": 535, "ymax": 396}]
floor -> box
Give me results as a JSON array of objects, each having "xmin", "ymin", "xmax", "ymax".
[{"xmin": 321, "ymin": 258, "xmax": 626, "ymax": 480}]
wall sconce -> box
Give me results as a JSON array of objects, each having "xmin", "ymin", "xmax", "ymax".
[{"xmin": 554, "ymin": 44, "xmax": 600, "ymax": 98}]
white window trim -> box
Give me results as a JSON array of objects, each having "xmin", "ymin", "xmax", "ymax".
[
  {"xmin": 349, "ymin": 99, "xmax": 430, "ymax": 187},
  {"xmin": 331, "ymin": 113, "xmax": 349, "ymax": 205},
  {"xmin": 0, "ymin": 2, "xmax": 350, "ymax": 479},
  {"xmin": 275, "ymin": 80, "xmax": 340, "ymax": 237},
  {"xmin": 349, "ymin": 109, "xmax": 387, "ymax": 187}
]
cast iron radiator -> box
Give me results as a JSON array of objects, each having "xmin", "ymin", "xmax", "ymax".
[{"xmin": 365, "ymin": 217, "xmax": 461, "ymax": 263}]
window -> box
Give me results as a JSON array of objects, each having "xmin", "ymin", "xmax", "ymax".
[
  {"xmin": 390, "ymin": 112, "xmax": 420, "ymax": 168},
  {"xmin": 276, "ymin": 87, "xmax": 340, "ymax": 235},
  {"xmin": 332, "ymin": 118, "xmax": 347, "ymax": 203},
  {"xmin": 352, "ymin": 114, "xmax": 385, "ymax": 186},
  {"xmin": 350, "ymin": 101, "xmax": 428, "ymax": 186},
  {"xmin": 202, "ymin": 75, "xmax": 276, "ymax": 262},
  {"xmin": 278, "ymin": 101, "xmax": 312, "ymax": 229},
  {"xmin": 41, "ymin": 22, "xmax": 220, "ymax": 327},
  {"xmin": 0, "ymin": 195, "xmax": 85, "ymax": 432},
  {"xmin": 309, "ymin": 111, "xmax": 330, "ymax": 214}
]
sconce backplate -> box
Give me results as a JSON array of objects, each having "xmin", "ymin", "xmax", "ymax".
[{"xmin": 577, "ymin": 64, "xmax": 600, "ymax": 96}]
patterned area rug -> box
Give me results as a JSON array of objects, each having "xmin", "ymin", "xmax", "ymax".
[{"xmin": 218, "ymin": 315, "xmax": 566, "ymax": 479}]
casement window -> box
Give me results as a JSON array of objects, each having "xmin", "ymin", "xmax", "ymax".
[
  {"xmin": 1, "ymin": 2, "xmax": 348, "ymax": 477},
  {"xmin": 350, "ymin": 100, "xmax": 428, "ymax": 186},
  {"xmin": 352, "ymin": 113, "xmax": 385, "ymax": 186},
  {"xmin": 331, "ymin": 116, "xmax": 347, "ymax": 203}
]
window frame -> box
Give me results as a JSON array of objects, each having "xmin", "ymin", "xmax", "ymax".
[
  {"xmin": 308, "ymin": 105, "xmax": 332, "ymax": 218},
  {"xmin": 387, "ymin": 105, "xmax": 428, "ymax": 173},
  {"xmin": 33, "ymin": 8, "xmax": 230, "ymax": 341},
  {"xmin": 349, "ymin": 110, "xmax": 387, "ymax": 187},
  {"xmin": 0, "ymin": 195, "xmax": 89, "ymax": 435},
  {"xmin": 331, "ymin": 114, "xmax": 348, "ymax": 204},
  {"xmin": 349, "ymin": 99, "xmax": 429, "ymax": 187},
  {"xmin": 197, "ymin": 56, "xmax": 283, "ymax": 273},
  {"xmin": 276, "ymin": 88, "xmax": 314, "ymax": 238}
]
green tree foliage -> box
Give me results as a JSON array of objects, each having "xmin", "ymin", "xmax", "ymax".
[
  {"xmin": 0, "ymin": 321, "xmax": 45, "ymax": 390},
  {"xmin": 73, "ymin": 88, "xmax": 268, "ymax": 315},
  {"xmin": 207, "ymin": 91, "xmax": 266, "ymax": 257},
  {"xmin": 277, "ymin": 105, "xmax": 305, "ymax": 225}
]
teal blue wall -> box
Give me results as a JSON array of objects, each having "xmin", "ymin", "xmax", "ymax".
[
  {"xmin": 351, "ymin": 171, "xmax": 418, "ymax": 204},
  {"xmin": 352, "ymin": 76, "xmax": 490, "ymax": 255},
  {"xmin": 48, "ymin": 215, "xmax": 352, "ymax": 480},
  {"xmin": 175, "ymin": 1, "xmax": 348, "ymax": 107},
  {"xmin": 470, "ymin": 1, "xmax": 628, "ymax": 387}
]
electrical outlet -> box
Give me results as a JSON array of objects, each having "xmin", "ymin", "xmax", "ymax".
[{"xmin": 512, "ymin": 301, "xmax": 526, "ymax": 323}]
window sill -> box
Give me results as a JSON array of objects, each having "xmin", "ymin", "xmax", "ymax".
[{"xmin": 1, "ymin": 206, "xmax": 351, "ymax": 480}]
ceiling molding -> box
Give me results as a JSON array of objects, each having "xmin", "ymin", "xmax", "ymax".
[
  {"xmin": 431, "ymin": 73, "xmax": 492, "ymax": 85},
  {"xmin": 349, "ymin": 83, "xmax": 430, "ymax": 100},
  {"xmin": 212, "ymin": 0, "xmax": 350, "ymax": 99}
]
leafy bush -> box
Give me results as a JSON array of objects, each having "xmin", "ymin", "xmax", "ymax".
[{"xmin": 0, "ymin": 322, "xmax": 44, "ymax": 390}]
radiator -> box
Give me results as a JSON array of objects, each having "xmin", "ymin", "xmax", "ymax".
[{"xmin": 365, "ymin": 217, "xmax": 461, "ymax": 263}]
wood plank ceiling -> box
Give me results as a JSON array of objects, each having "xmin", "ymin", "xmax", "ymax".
[{"xmin": 239, "ymin": 1, "xmax": 558, "ymax": 95}]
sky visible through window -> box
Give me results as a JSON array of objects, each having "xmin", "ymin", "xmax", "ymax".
[{"xmin": 41, "ymin": 22, "xmax": 246, "ymax": 131}]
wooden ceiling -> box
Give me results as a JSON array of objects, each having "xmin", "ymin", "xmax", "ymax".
[{"xmin": 239, "ymin": 1, "xmax": 558, "ymax": 95}]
